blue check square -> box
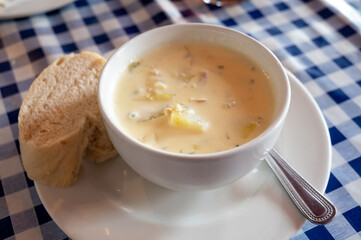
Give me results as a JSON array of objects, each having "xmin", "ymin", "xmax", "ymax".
[
  {"xmin": 338, "ymin": 25, "xmax": 356, "ymax": 38},
  {"xmin": 318, "ymin": 8, "xmax": 334, "ymax": 19},
  {"xmin": 328, "ymin": 89, "xmax": 350, "ymax": 104},
  {"xmin": 349, "ymin": 156, "xmax": 361, "ymax": 177},
  {"xmin": 292, "ymin": 19, "xmax": 308, "ymax": 28},
  {"xmin": 248, "ymin": 9, "xmax": 264, "ymax": 19},
  {"xmin": 0, "ymin": 84, "xmax": 18, "ymax": 98},
  {"xmin": 343, "ymin": 207, "xmax": 361, "ymax": 232},
  {"xmin": 312, "ymin": 36, "xmax": 329, "ymax": 48},
  {"xmin": 325, "ymin": 173, "xmax": 342, "ymax": 193},
  {"xmin": 329, "ymin": 126, "xmax": 346, "ymax": 145},
  {"xmin": 334, "ymin": 56, "xmax": 352, "ymax": 69},
  {"xmin": 0, "ymin": 61, "xmax": 11, "ymax": 73},
  {"xmin": 20, "ymin": 29, "xmax": 36, "ymax": 39},
  {"xmin": 305, "ymin": 225, "xmax": 334, "ymax": 240}
]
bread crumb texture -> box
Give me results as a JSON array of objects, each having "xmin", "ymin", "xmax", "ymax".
[{"xmin": 18, "ymin": 51, "xmax": 117, "ymax": 187}]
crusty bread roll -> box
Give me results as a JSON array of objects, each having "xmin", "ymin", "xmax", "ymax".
[{"xmin": 18, "ymin": 51, "xmax": 117, "ymax": 187}]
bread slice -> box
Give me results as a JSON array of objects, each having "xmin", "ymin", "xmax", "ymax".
[{"xmin": 18, "ymin": 51, "xmax": 117, "ymax": 187}]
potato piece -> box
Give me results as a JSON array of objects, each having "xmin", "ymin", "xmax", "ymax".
[
  {"xmin": 169, "ymin": 104, "xmax": 208, "ymax": 132},
  {"xmin": 153, "ymin": 81, "xmax": 167, "ymax": 90},
  {"xmin": 241, "ymin": 122, "xmax": 260, "ymax": 138},
  {"xmin": 128, "ymin": 61, "xmax": 140, "ymax": 72}
]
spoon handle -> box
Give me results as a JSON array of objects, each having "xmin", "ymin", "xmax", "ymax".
[{"xmin": 265, "ymin": 149, "xmax": 336, "ymax": 225}]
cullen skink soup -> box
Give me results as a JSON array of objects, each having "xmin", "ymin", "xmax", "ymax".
[{"xmin": 113, "ymin": 43, "xmax": 275, "ymax": 154}]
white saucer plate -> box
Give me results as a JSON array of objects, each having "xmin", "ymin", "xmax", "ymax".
[
  {"xmin": 35, "ymin": 71, "xmax": 332, "ymax": 240},
  {"xmin": 0, "ymin": 0, "xmax": 75, "ymax": 19}
]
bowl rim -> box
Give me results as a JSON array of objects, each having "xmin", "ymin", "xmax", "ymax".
[{"xmin": 99, "ymin": 23, "xmax": 291, "ymax": 162}]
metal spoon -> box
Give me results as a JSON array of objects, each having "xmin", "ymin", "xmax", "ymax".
[{"xmin": 265, "ymin": 149, "xmax": 336, "ymax": 225}]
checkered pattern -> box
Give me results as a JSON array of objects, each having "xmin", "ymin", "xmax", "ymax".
[{"xmin": 0, "ymin": 0, "xmax": 360, "ymax": 239}]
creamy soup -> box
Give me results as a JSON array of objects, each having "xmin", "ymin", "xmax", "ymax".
[{"xmin": 113, "ymin": 42, "xmax": 275, "ymax": 154}]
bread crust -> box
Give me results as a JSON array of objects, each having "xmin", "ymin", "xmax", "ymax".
[
  {"xmin": 20, "ymin": 127, "xmax": 85, "ymax": 187},
  {"xmin": 18, "ymin": 51, "xmax": 117, "ymax": 187}
]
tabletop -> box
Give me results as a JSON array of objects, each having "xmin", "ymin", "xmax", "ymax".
[{"xmin": 0, "ymin": 0, "xmax": 361, "ymax": 239}]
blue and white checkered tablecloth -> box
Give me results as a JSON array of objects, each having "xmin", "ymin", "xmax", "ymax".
[{"xmin": 0, "ymin": 0, "xmax": 361, "ymax": 239}]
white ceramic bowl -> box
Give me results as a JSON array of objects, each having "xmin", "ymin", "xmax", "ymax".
[{"xmin": 99, "ymin": 23, "xmax": 291, "ymax": 191}]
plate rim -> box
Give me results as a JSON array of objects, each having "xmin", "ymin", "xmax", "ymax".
[{"xmin": 286, "ymin": 69, "xmax": 332, "ymax": 194}]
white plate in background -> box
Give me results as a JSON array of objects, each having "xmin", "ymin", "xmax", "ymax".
[{"xmin": 0, "ymin": 0, "xmax": 75, "ymax": 19}]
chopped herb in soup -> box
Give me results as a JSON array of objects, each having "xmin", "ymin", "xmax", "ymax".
[{"xmin": 113, "ymin": 42, "xmax": 275, "ymax": 154}]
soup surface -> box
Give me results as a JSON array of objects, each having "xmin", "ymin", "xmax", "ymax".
[{"xmin": 113, "ymin": 42, "xmax": 275, "ymax": 154}]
